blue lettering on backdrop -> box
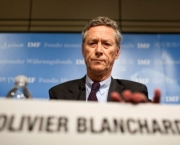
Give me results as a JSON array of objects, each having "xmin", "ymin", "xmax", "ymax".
[{"xmin": 0, "ymin": 33, "xmax": 180, "ymax": 104}]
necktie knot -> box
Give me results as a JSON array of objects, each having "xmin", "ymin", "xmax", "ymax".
[{"xmin": 92, "ymin": 82, "xmax": 100, "ymax": 91}]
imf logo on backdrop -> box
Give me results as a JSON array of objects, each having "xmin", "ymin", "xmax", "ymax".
[
  {"xmin": 137, "ymin": 43, "xmax": 150, "ymax": 49},
  {"xmin": 27, "ymin": 42, "xmax": 41, "ymax": 48},
  {"xmin": 6, "ymin": 77, "xmax": 36, "ymax": 83},
  {"xmin": 164, "ymin": 96, "xmax": 180, "ymax": 103},
  {"xmin": 138, "ymin": 59, "xmax": 151, "ymax": 65},
  {"xmin": 76, "ymin": 59, "xmax": 85, "ymax": 65}
]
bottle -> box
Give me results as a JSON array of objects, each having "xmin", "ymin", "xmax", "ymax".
[{"xmin": 6, "ymin": 75, "xmax": 32, "ymax": 99}]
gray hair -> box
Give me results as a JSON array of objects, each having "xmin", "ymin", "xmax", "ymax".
[{"xmin": 82, "ymin": 16, "xmax": 122, "ymax": 47}]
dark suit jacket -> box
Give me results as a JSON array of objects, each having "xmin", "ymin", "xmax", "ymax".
[{"xmin": 49, "ymin": 76, "xmax": 149, "ymax": 101}]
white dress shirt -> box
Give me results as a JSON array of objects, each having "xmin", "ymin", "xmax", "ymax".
[{"xmin": 85, "ymin": 75, "xmax": 111, "ymax": 103}]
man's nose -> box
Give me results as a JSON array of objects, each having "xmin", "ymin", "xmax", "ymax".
[{"xmin": 95, "ymin": 43, "xmax": 103, "ymax": 57}]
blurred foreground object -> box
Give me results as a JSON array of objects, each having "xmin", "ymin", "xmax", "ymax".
[{"xmin": 6, "ymin": 75, "xmax": 32, "ymax": 99}]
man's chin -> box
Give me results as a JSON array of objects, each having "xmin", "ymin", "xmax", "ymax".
[{"xmin": 90, "ymin": 67, "xmax": 106, "ymax": 74}]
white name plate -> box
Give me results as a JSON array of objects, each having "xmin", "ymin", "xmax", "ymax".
[{"xmin": 0, "ymin": 99, "xmax": 180, "ymax": 145}]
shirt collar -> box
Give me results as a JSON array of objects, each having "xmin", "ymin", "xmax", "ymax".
[{"xmin": 86, "ymin": 75, "xmax": 111, "ymax": 95}]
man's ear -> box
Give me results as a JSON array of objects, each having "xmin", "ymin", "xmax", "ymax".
[{"xmin": 115, "ymin": 46, "xmax": 120, "ymax": 59}]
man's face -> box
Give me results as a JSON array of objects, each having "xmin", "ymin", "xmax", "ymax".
[{"xmin": 82, "ymin": 26, "xmax": 120, "ymax": 76}]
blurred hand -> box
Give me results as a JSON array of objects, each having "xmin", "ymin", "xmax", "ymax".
[{"xmin": 110, "ymin": 89, "xmax": 161, "ymax": 104}]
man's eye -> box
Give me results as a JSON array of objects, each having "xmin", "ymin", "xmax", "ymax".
[
  {"xmin": 104, "ymin": 43, "xmax": 111, "ymax": 46},
  {"xmin": 89, "ymin": 42, "xmax": 96, "ymax": 46}
]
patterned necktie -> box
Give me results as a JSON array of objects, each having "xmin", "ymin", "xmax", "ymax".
[{"xmin": 88, "ymin": 82, "xmax": 100, "ymax": 101}]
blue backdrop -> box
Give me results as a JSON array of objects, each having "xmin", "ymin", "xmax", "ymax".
[{"xmin": 0, "ymin": 33, "xmax": 180, "ymax": 104}]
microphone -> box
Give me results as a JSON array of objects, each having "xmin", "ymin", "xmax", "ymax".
[
  {"xmin": 6, "ymin": 75, "xmax": 32, "ymax": 99},
  {"xmin": 77, "ymin": 85, "xmax": 85, "ymax": 100}
]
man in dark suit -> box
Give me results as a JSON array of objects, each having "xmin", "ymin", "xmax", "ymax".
[{"xmin": 49, "ymin": 16, "xmax": 160, "ymax": 103}]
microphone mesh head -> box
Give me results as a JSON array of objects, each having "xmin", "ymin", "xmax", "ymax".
[{"xmin": 15, "ymin": 75, "xmax": 28, "ymax": 86}]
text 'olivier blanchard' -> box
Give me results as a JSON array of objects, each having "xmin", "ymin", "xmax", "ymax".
[{"xmin": 0, "ymin": 114, "xmax": 180, "ymax": 135}]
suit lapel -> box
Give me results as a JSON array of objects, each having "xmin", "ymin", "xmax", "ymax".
[
  {"xmin": 66, "ymin": 76, "xmax": 86, "ymax": 101},
  {"xmin": 107, "ymin": 78, "xmax": 124, "ymax": 102}
]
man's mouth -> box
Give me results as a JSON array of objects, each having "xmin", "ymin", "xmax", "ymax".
[{"xmin": 91, "ymin": 59, "xmax": 104, "ymax": 62}]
